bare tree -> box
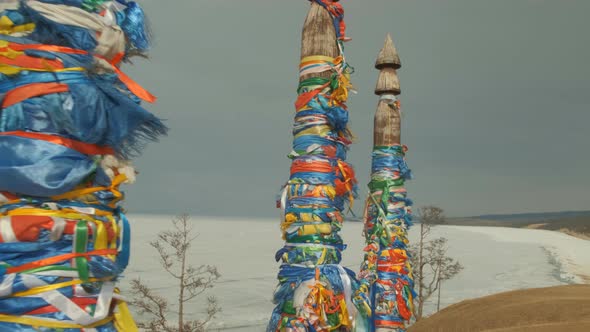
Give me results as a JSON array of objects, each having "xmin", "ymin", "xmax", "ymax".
[
  {"xmin": 410, "ymin": 206, "xmax": 462, "ymax": 320},
  {"xmin": 131, "ymin": 214, "xmax": 221, "ymax": 332},
  {"xmin": 413, "ymin": 206, "xmax": 444, "ymax": 318},
  {"xmin": 419, "ymin": 205, "xmax": 446, "ymax": 227}
]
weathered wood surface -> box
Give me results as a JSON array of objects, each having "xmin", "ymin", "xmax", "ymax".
[
  {"xmin": 375, "ymin": 33, "xmax": 401, "ymax": 69},
  {"xmin": 300, "ymin": 2, "xmax": 339, "ymax": 81},
  {"xmin": 375, "ymin": 67, "xmax": 401, "ymax": 95},
  {"xmin": 374, "ymin": 99, "xmax": 401, "ymax": 146},
  {"xmin": 374, "ymin": 34, "xmax": 402, "ymax": 147}
]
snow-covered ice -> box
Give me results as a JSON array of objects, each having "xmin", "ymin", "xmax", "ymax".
[{"xmin": 121, "ymin": 215, "xmax": 590, "ymax": 331}]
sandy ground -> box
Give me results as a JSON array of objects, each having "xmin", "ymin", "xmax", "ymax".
[
  {"xmin": 408, "ymin": 284, "xmax": 590, "ymax": 332},
  {"xmin": 121, "ymin": 216, "xmax": 590, "ymax": 331}
]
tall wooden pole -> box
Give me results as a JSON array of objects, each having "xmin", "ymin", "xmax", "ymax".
[
  {"xmin": 355, "ymin": 34, "xmax": 414, "ymax": 332},
  {"xmin": 268, "ymin": 1, "xmax": 358, "ymax": 331}
]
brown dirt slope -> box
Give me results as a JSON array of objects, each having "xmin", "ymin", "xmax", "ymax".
[{"xmin": 408, "ymin": 285, "xmax": 590, "ymax": 332}]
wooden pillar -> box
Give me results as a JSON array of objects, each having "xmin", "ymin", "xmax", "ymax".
[
  {"xmin": 268, "ymin": 1, "xmax": 357, "ymax": 331},
  {"xmin": 374, "ymin": 33, "xmax": 402, "ymax": 147},
  {"xmin": 357, "ymin": 34, "xmax": 414, "ymax": 332}
]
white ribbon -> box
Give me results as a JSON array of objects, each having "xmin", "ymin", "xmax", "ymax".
[
  {"xmin": 0, "ymin": 193, "xmax": 8, "ymax": 204},
  {"xmin": 22, "ymin": 274, "xmax": 115, "ymax": 326},
  {"xmin": 0, "ymin": 1, "xmax": 19, "ymax": 12},
  {"xmin": 337, "ymin": 265, "xmax": 357, "ymax": 320},
  {"xmin": 0, "ymin": 217, "xmax": 17, "ymax": 243},
  {"xmin": 50, "ymin": 217, "xmax": 66, "ymax": 242},
  {"xmin": 380, "ymin": 94, "xmax": 397, "ymax": 101},
  {"xmin": 0, "ymin": 274, "xmax": 16, "ymax": 298},
  {"xmin": 27, "ymin": 1, "xmax": 125, "ymax": 60}
]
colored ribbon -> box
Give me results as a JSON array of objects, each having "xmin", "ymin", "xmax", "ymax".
[
  {"xmin": 0, "ymin": 2, "xmax": 161, "ymax": 330},
  {"xmin": 268, "ymin": 2, "xmax": 358, "ymax": 331},
  {"xmin": 355, "ymin": 144, "xmax": 416, "ymax": 331}
]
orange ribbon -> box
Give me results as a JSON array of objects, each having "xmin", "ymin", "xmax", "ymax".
[
  {"xmin": 6, "ymin": 248, "xmax": 117, "ymax": 274},
  {"xmin": 0, "ymin": 53, "xmax": 64, "ymax": 70},
  {"xmin": 2, "ymin": 83, "xmax": 69, "ymax": 108},
  {"xmin": 294, "ymin": 82, "xmax": 330, "ymax": 111},
  {"xmin": 2, "ymin": 43, "xmax": 88, "ymax": 55},
  {"xmin": 374, "ymin": 320, "xmax": 404, "ymax": 328},
  {"xmin": 290, "ymin": 160, "xmax": 334, "ymax": 174},
  {"xmin": 0, "ymin": 131, "xmax": 114, "ymax": 155},
  {"xmin": 336, "ymin": 160, "xmax": 355, "ymax": 207},
  {"xmin": 1, "ymin": 41, "xmax": 156, "ymax": 103},
  {"xmin": 105, "ymin": 60, "xmax": 156, "ymax": 103}
]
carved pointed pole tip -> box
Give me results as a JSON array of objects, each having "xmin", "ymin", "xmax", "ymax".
[
  {"xmin": 300, "ymin": 2, "xmax": 339, "ymax": 81},
  {"xmin": 375, "ymin": 33, "xmax": 401, "ymax": 70},
  {"xmin": 375, "ymin": 33, "xmax": 401, "ymax": 96}
]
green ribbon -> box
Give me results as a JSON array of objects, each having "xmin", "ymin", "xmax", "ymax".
[
  {"xmin": 368, "ymin": 179, "xmax": 405, "ymax": 206},
  {"xmin": 327, "ymin": 313, "xmax": 340, "ymax": 327},
  {"xmin": 282, "ymin": 300, "xmax": 296, "ymax": 315},
  {"xmin": 373, "ymin": 145, "xmax": 405, "ymax": 156},
  {"xmin": 74, "ymin": 221, "xmax": 90, "ymax": 283},
  {"xmin": 81, "ymin": 0, "xmax": 107, "ymax": 12},
  {"xmin": 24, "ymin": 266, "xmax": 77, "ymax": 275},
  {"xmin": 287, "ymin": 234, "xmax": 342, "ymax": 245},
  {"xmin": 297, "ymin": 72, "xmax": 340, "ymax": 95}
]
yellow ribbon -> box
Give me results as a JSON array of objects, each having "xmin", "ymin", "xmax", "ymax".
[
  {"xmin": 317, "ymin": 247, "xmax": 328, "ymax": 265},
  {"xmin": 51, "ymin": 174, "xmax": 127, "ymax": 205},
  {"xmin": 113, "ymin": 300, "xmax": 139, "ymax": 332},
  {"xmin": 12, "ymin": 278, "xmax": 105, "ymax": 297},
  {"xmin": 0, "ymin": 314, "xmax": 113, "ymax": 329},
  {"xmin": 5, "ymin": 208, "xmax": 97, "ymax": 220},
  {"xmin": 0, "ymin": 64, "xmax": 85, "ymax": 75},
  {"xmin": 299, "ymin": 224, "xmax": 332, "ymax": 236},
  {"xmin": 94, "ymin": 217, "xmax": 108, "ymax": 250},
  {"xmin": 300, "ymin": 55, "xmax": 337, "ymax": 67},
  {"xmin": 306, "ymin": 281, "xmax": 351, "ymax": 330},
  {"xmin": 337, "ymin": 161, "xmax": 354, "ymax": 209},
  {"xmin": 0, "ymin": 16, "xmax": 35, "ymax": 35},
  {"xmin": 295, "ymin": 125, "xmax": 332, "ymax": 138},
  {"xmin": 108, "ymin": 214, "xmax": 120, "ymax": 260}
]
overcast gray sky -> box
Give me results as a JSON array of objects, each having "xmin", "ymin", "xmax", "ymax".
[{"xmin": 123, "ymin": 0, "xmax": 590, "ymax": 218}]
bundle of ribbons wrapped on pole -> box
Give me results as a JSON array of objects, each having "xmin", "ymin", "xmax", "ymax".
[
  {"xmin": 353, "ymin": 35, "xmax": 415, "ymax": 332},
  {"xmin": 0, "ymin": 0, "xmax": 165, "ymax": 330},
  {"xmin": 268, "ymin": 0, "xmax": 360, "ymax": 331},
  {"xmin": 269, "ymin": 2, "xmax": 415, "ymax": 332}
]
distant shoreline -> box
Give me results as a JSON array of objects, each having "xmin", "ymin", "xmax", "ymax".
[{"xmin": 445, "ymin": 216, "xmax": 590, "ymax": 242}]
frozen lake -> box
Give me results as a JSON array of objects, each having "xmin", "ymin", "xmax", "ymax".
[{"xmin": 121, "ymin": 215, "xmax": 590, "ymax": 331}]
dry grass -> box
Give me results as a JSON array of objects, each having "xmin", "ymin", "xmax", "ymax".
[
  {"xmin": 408, "ymin": 285, "xmax": 590, "ymax": 332},
  {"xmin": 557, "ymin": 228, "xmax": 590, "ymax": 241},
  {"xmin": 524, "ymin": 223, "xmax": 548, "ymax": 229}
]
